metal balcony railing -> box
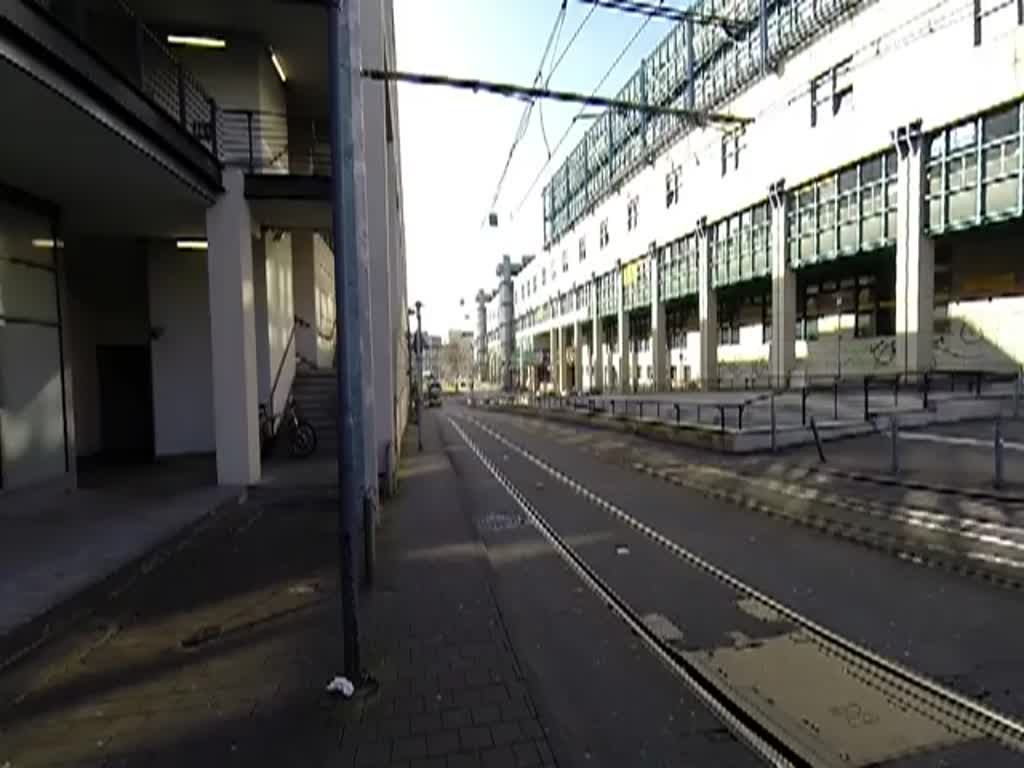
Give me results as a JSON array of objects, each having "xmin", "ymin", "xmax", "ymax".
[
  {"xmin": 29, "ymin": 0, "xmax": 218, "ymax": 155},
  {"xmin": 218, "ymin": 110, "xmax": 331, "ymax": 176}
]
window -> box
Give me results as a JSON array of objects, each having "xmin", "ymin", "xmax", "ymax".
[
  {"xmin": 627, "ymin": 195, "xmax": 639, "ymax": 231},
  {"xmin": 718, "ymin": 303, "xmax": 741, "ymax": 345},
  {"xmin": 811, "ymin": 56, "xmax": 853, "ymax": 127},
  {"xmin": 721, "ymin": 127, "xmax": 743, "ymax": 176},
  {"xmin": 578, "ymin": 236, "xmax": 586, "ymax": 262},
  {"xmin": 665, "ymin": 167, "xmax": 680, "ymax": 207},
  {"xmin": 562, "ymin": 250, "xmax": 569, "ymax": 273},
  {"xmin": 599, "ymin": 218, "xmax": 610, "ymax": 248}
]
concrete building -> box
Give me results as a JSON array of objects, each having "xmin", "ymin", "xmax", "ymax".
[
  {"xmin": 0, "ymin": 0, "xmax": 408, "ymax": 495},
  {"xmin": 507, "ymin": 0, "xmax": 1024, "ymax": 394},
  {"xmin": 442, "ymin": 329, "xmax": 475, "ymax": 387},
  {"xmin": 422, "ymin": 333, "xmax": 443, "ymax": 379}
]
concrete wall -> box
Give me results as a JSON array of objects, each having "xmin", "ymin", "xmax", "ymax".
[
  {"xmin": 147, "ymin": 243, "xmax": 215, "ymax": 456},
  {"xmin": 65, "ymin": 239, "xmax": 150, "ymax": 457},
  {"xmin": 252, "ymin": 233, "xmax": 295, "ymax": 415},
  {"xmin": 265, "ymin": 234, "xmax": 295, "ymax": 417},
  {"xmin": 292, "ymin": 233, "xmax": 316, "ymax": 365},
  {"xmin": 315, "ymin": 233, "xmax": 337, "ymax": 369},
  {"xmin": 0, "ymin": 241, "xmax": 66, "ymax": 489}
]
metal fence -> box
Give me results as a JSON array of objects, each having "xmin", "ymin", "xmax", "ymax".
[
  {"xmin": 31, "ymin": 0, "xmax": 218, "ymax": 155},
  {"xmin": 218, "ymin": 110, "xmax": 331, "ymax": 175}
]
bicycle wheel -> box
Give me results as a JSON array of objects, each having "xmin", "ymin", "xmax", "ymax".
[{"xmin": 289, "ymin": 421, "xmax": 318, "ymax": 459}]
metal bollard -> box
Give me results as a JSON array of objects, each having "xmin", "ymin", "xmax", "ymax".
[
  {"xmin": 994, "ymin": 416, "xmax": 1004, "ymax": 490},
  {"xmin": 890, "ymin": 416, "xmax": 899, "ymax": 474},
  {"xmin": 809, "ymin": 416, "xmax": 826, "ymax": 463},
  {"xmin": 770, "ymin": 394, "xmax": 777, "ymax": 453}
]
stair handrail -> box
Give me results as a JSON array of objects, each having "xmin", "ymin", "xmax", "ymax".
[{"xmin": 266, "ymin": 317, "xmax": 300, "ymax": 426}]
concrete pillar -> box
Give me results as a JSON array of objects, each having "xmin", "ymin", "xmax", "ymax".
[
  {"xmin": 556, "ymin": 325, "xmax": 568, "ymax": 394},
  {"xmin": 590, "ymin": 277, "xmax": 604, "ymax": 392},
  {"xmin": 616, "ymin": 262, "xmax": 629, "ymax": 392},
  {"xmin": 206, "ymin": 169, "xmax": 261, "ymax": 485},
  {"xmin": 697, "ymin": 218, "xmax": 718, "ymax": 390},
  {"xmin": 769, "ymin": 182, "xmax": 795, "ymax": 388},
  {"xmin": 894, "ymin": 121, "xmax": 934, "ymax": 376},
  {"xmin": 291, "ymin": 232, "xmax": 317, "ymax": 366},
  {"xmin": 650, "ymin": 243, "xmax": 667, "ymax": 391},
  {"xmin": 572, "ymin": 320, "xmax": 583, "ymax": 393},
  {"xmin": 549, "ymin": 326, "xmax": 557, "ymax": 392}
]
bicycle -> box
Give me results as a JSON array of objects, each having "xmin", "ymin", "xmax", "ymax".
[{"xmin": 259, "ymin": 397, "xmax": 318, "ymax": 460}]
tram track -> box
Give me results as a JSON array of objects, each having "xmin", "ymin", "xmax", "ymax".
[{"xmin": 448, "ymin": 411, "xmax": 1024, "ymax": 767}]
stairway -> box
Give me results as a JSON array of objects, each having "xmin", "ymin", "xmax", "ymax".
[{"xmin": 291, "ymin": 369, "xmax": 337, "ymax": 454}]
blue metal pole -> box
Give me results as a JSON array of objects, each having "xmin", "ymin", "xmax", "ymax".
[{"xmin": 328, "ymin": 0, "xmax": 363, "ymax": 682}]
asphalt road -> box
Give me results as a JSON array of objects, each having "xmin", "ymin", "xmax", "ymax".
[{"xmin": 444, "ymin": 402, "xmax": 1024, "ymax": 767}]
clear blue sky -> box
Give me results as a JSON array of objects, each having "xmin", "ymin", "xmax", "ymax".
[{"xmin": 393, "ymin": 0, "xmax": 674, "ymax": 336}]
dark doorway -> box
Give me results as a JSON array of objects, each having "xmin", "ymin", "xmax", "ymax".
[{"xmin": 97, "ymin": 345, "xmax": 154, "ymax": 463}]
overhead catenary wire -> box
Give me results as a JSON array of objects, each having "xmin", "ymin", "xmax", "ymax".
[
  {"xmin": 361, "ymin": 68, "xmax": 751, "ymax": 123},
  {"xmin": 537, "ymin": 2, "xmax": 601, "ymax": 159},
  {"xmin": 582, "ymin": 0, "xmax": 746, "ymax": 36},
  {"xmin": 482, "ymin": 1, "xmax": 569, "ymax": 229},
  {"xmin": 510, "ymin": 12, "xmax": 658, "ymax": 220}
]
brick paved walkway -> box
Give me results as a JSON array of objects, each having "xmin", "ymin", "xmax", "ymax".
[{"xmin": 0, "ymin": 422, "xmax": 556, "ymax": 768}]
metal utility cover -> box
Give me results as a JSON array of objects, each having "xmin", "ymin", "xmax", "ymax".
[{"xmin": 684, "ymin": 631, "xmax": 974, "ymax": 767}]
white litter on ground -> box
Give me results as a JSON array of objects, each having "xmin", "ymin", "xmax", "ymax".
[
  {"xmin": 326, "ymin": 676, "xmax": 355, "ymax": 697},
  {"xmin": 289, "ymin": 584, "xmax": 315, "ymax": 595}
]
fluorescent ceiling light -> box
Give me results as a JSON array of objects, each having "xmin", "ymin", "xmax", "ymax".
[
  {"xmin": 176, "ymin": 240, "xmax": 208, "ymax": 251},
  {"xmin": 270, "ymin": 50, "xmax": 287, "ymax": 83},
  {"xmin": 31, "ymin": 238, "xmax": 64, "ymax": 249},
  {"xmin": 167, "ymin": 35, "xmax": 226, "ymax": 49}
]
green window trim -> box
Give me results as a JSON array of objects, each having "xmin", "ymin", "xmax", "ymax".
[
  {"xmin": 787, "ymin": 149, "xmax": 897, "ymax": 268},
  {"xmin": 710, "ymin": 201, "xmax": 772, "ymax": 288},
  {"xmin": 925, "ymin": 100, "xmax": 1023, "ymax": 235}
]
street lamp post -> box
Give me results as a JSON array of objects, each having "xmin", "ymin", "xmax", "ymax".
[{"xmin": 836, "ymin": 294, "xmax": 843, "ymax": 380}]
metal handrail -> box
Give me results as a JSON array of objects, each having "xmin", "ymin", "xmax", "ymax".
[
  {"xmin": 218, "ymin": 109, "xmax": 331, "ymax": 176},
  {"xmin": 267, "ymin": 319, "xmax": 299, "ymax": 424},
  {"xmin": 27, "ymin": 0, "xmax": 219, "ymax": 156}
]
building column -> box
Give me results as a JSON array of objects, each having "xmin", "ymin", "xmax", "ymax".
[
  {"xmin": 769, "ymin": 181, "xmax": 795, "ymax": 388},
  {"xmin": 572, "ymin": 320, "xmax": 583, "ymax": 393},
  {"xmin": 697, "ymin": 218, "xmax": 718, "ymax": 390},
  {"xmin": 549, "ymin": 326, "xmax": 558, "ymax": 392},
  {"xmin": 206, "ymin": 169, "xmax": 261, "ymax": 485},
  {"xmin": 650, "ymin": 243, "xmax": 667, "ymax": 391},
  {"xmin": 556, "ymin": 325, "xmax": 568, "ymax": 394},
  {"xmin": 894, "ymin": 120, "xmax": 934, "ymax": 376},
  {"xmin": 590, "ymin": 277, "xmax": 604, "ymax": 392},
  {"xmin": 616, "ymin": 261, "xmax": 629, "ymax": 392}
]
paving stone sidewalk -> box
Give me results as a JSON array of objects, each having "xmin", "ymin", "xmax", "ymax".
[{"xmin": 0, "ymin": 423, "xmax": 555, "ymax": 767}]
